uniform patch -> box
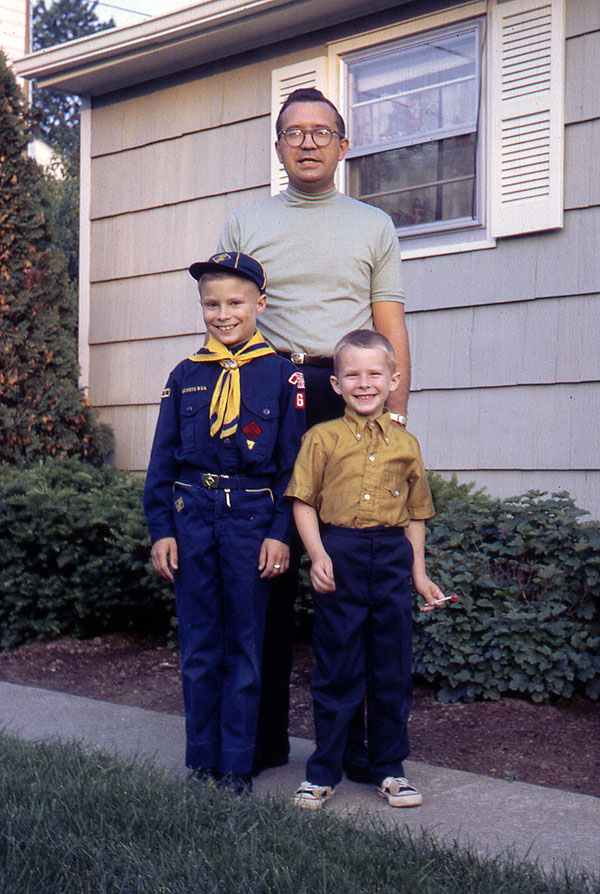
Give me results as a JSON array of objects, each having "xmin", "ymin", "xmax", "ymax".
[
  {"xmin": 288, "ymin": 371, "xmax": 306, "ymax": 389},
  {"xmin": 182, "ymin": 385, "xmax": 208, "ymax": 393},
  {"xmin": 246, "ymin": 440, "xmax": 255, "ymax": 450},
  {"xmin": 161, "ymin": 387, "xmax": 171, "ymax": 399},
  {"xmin": 243, "ymin": 421, "xmax": 263, "ymax": 439},
  {"xmin": 175, "ymin": 496, "xmax": 184, "ymax": 513},
  {"xmin": 296, "ymin": 392, "xmax": 305, "ymax": 409}
]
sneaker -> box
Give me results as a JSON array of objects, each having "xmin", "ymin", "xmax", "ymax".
[
  {"xmin": 378, "ymin": 776, "xmax": 422, "ymax": 808},
  {"xmin": 292, "ymin": 781, "xmax": 335, "ymax": 810}
]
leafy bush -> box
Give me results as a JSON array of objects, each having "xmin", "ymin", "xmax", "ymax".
[
  {"xmin": 416, "ymin": 482, "xmax": 600, "ymax": 702},
  {"xmin": 0, "ymin": 458, "xmax": 173, "ymax": 649},
  {"xmin": 295, "ymin": 475, "xmax": 600, "ymax": 702},
  {"xmin": 2, "ymin": 460, "xmax": 599, "ymax": 705}
]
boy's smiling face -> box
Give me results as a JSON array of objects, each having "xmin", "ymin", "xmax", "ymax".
[
  {"xmin": 199, "ymin": 273, "xmax": 266, "ymax": 348},
  {"xmin": 330, "ymin": 345, "xmax": 399, "ymax": 420}
]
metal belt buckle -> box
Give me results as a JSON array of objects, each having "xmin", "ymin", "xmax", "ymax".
[
  {"xmin": 202, "ymin": 473, "xmax": 219, "ymax": 489},
  {"xmin": 290, "ymin": 352, "xmax": 305, "ymax": 364}
]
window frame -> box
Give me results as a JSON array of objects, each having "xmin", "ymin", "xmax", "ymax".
[{"xmin": 341, "ymin": 20, "xmax": 485, "ymax": 241}]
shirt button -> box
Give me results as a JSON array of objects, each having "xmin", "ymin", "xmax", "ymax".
[
  {"xmin": 369, "ymin": 455, "xmax": 375, "ymax": 462},
  {"xmin": 364, "ymin": 493, "xmax": 371, "ymax": 500},
  {"xmin": 356, "ymin": 432, "xmax": 361, "ymax": 439},
  {"xmin": 369, "ymin": 421, "xmax": 375, "ymax": 428},
  {"xmin": 263, "ymin": 408, "xmax": 271, "ymax": 416},
  {"xmin": 186, "ymin": 405, "xmax": 193, "ymax": 412},
  {"xmin": 394, "ymin": 490, "xmax": 400, "ymax": 496}
]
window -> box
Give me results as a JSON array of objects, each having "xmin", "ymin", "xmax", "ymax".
[
  {"xmin": 343, "ymin": 24, "xmax": 482, "ymax": 237},
  {"xmin": 271, "ymin": 0, "xmax": 565, "ymax": 253}
]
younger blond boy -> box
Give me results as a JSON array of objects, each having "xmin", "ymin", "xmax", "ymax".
[{"xmin": 285, "ymin": 329, "xmax": 444, "ymax": 810}]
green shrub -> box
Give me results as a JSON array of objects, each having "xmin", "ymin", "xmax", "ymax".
[
  {"xmin": 0, "ymin": 458, "xmax": 174, "ymax": 649},
  {"xmin": 2, "ymin": 460, "xmax": 599, "ymax": 705},
  {"xmin": 295, "ymin": 476, "xmax": 600, "ymax": 702},
  {"xmin": 417, "ymin": 484, "xmax": 600, "ymax": 702}
]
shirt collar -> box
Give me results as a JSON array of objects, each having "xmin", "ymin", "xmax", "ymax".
[
  {"xmin": 284, "ymin": 185, "xmax": 338, "ymax": 204},
  {"xmin": 343, "ymin": 407, "xmax": 391, "ymax": 437}
]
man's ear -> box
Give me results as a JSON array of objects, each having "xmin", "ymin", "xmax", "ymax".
[
  {"xmin": 338, "ymin": 137, "xmax": 350, "ymax": 162},
  {"xmin": 330, "ymin": 375, "xmax": 342, "ymax": 395},
  {"xmin": 275, "ymin": 140, "xmax": 283, "ymax": 164}
]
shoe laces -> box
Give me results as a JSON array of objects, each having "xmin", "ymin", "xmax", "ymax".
[{"xmin": 382, "ymin": 776, "xmax": 412, "ymax": 793}]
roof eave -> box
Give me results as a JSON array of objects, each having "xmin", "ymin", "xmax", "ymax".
[{"xmin": 13, "ymin": 0, "xmax": 406, "ymax": 96}]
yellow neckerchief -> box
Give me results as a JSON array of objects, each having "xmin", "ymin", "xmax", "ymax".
[{"xmin": 188, "ymin": 329, "xmax": 274, "ymax": 438}]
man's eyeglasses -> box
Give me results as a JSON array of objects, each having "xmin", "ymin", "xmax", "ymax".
[{"xmin": 278, "ymin": 128, "xmax": 343, "ymax": 148}]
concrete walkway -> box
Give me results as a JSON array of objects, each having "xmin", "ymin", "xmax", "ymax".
[{"xmin": 1, "ymin": 681, "xmax": 599, "ymax": 879}]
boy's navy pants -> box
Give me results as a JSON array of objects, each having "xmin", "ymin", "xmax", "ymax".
[
  {"xmin": 307, "ymin": 524, "xmax": 414, "ymax": 788},
  {"xmin": 172, "ymin": 481, "xmax": 273, "ymax": 776}
]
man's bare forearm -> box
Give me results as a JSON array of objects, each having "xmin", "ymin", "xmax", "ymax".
[{"xmin": 372, "ymin": 301, "xmax": 411, "ymax": 414}]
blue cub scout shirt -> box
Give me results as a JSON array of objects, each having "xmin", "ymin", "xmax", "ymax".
[{"xmin": 143, "ymin": 352, "xmax": 305, "ymax": 546}]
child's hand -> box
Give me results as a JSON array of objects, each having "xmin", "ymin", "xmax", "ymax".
[
  {"xmin": 310, "ymin": 551, "xmax": 335, "ymax": 594},
  {"xmin": 151, "ymin": 537, "xmax": 178, "ymax": 583},
  {"xmin": 259, "ymin": 539, "xmax": 290, "ymax": 578},
  {"xmin": 413, "ymin": 573, "xmax": 446, "ymax": 612}
]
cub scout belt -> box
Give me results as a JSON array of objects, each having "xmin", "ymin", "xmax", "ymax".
[{"xmin": 175, "ymin": 472, "xmax": 272, "ymax": 490}]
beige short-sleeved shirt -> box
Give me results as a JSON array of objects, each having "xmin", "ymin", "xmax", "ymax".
[{"xmin": 285, "ymin": 408, "xmax": 434, "ymax": 528}]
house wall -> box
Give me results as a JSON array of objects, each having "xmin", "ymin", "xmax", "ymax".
[
  {"xmin": 0, "ymin": 0, "xmax": 27, "ymax": 63},
  {"xmin": 404, "ymin": 0, "xmax": 600, "ymax": 511},
  {"xmin": 85, "ymin": 0, "xmax": 600, "ymax": 517}
]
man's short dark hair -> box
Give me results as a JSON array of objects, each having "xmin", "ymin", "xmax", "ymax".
[{"xmin": 275, "ymin": 88, "xmax": 346, "ymax": 137}]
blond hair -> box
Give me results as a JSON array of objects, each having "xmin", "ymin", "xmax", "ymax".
[{"xmin": 333, "ymin": 330, "xmax": 396, "ymax": 376}]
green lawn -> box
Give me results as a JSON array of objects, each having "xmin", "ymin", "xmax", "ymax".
[{"xmin": 0, "ymin": 732, "xmax": 596, "ymax": 894}]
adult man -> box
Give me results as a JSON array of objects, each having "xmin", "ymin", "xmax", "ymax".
[{"xmin": 217, "ymin": 87, "xmax": 410, "ymax": 776}]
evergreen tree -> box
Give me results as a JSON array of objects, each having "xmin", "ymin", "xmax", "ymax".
[{"xmin": 0, "ymin": 52, "xmax": 112, "ymax": 465}]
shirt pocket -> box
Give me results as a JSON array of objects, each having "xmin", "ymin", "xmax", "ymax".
[
  {"xmin": 180, "ymin": 391, "xmax": 211, "ymax": 452},
  {"xmin": 382, "ymin": 473, "xmax": 409, "ymax": 521},
  {"xmin": 239, "ymin": 394, "xmax": 280, "ymax": 458}
]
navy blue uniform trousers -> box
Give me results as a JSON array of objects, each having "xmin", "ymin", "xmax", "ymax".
[
  {"xmin": 173, "ymin": 481, "xmax": 273, "ymax": 776},
  {"xmin": 307, "ymin": 524, "xmax": 414, "ymax": 788}
]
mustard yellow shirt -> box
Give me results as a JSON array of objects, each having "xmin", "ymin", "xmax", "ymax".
[{"xmin": 285, "ymin": 408, "xmax": 434, "ymax": 528}]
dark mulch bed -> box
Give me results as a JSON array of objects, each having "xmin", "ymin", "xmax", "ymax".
[{"xmin": 0, "ymin": 634, "xmax": 598, "ymax": 797}]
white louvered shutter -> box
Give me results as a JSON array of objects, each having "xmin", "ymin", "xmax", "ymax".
[
  {"xmin": 489, "ymin": 0, "xmax": 565, "ymax": 237},
  {"xmin": 270, "ymin": 58, "xmax": 328, "ymax": 195}
]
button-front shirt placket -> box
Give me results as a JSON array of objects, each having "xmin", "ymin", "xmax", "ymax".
[{"xmin": 356, "ymin": 420, "xmax": 383, "ymax": 526}]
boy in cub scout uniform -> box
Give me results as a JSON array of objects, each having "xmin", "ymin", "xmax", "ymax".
[{"xmin": 143, "ymin": 252, "xmax": 305, "ymax": 793}]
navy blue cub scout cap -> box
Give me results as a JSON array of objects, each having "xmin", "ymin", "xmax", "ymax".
[{"xmin": 189, "ymin": 252, "xmax": 267, "ymax": 292}]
